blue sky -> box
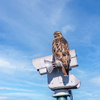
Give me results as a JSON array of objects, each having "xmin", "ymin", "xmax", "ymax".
[{"xmin": 0, "ymin": 0, "xmax": 100, "ymax": 100}]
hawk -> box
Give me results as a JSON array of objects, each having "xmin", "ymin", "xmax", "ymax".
[{"xmin": 52, "ymin": 31, "xmax": 70, "ymax": 76}]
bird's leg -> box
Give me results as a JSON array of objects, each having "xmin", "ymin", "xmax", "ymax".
[{"xmin": 52, "ymin": 61, "xmax": 57, "ymax": 68}]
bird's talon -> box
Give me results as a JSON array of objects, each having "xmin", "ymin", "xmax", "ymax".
[{"xmin": 52, "ymin": 61, "xmax": 56, "ymax": 68}]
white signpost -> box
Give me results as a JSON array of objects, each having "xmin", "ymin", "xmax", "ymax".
[{"xmin": 32, "ymin": 49, "xmax": 81, "ymax": 100}]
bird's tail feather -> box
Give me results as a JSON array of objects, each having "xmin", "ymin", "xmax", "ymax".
[{"xmin": 62, "ymin": 64, "xmax": 69, "ymax": 76}]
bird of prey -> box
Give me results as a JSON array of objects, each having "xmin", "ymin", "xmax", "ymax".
[{"xmin": 52, "ymin": 31, "xmax": 70, "ymax": 76}]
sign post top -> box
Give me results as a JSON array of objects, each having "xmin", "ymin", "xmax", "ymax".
[
  {"xmin": 32, "ymin": 49, "xmax": 81, "ymax": 100},
  {"xmin": 32, "ymin": 49, "xmax": 78, "ymax": 75}
]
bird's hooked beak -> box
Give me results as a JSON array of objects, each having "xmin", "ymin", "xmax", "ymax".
[{"xmin": 54, "ymin": 34, "xmax": 57, "ymax": 38}]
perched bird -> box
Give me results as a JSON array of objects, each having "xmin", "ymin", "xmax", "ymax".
[{"xmin": 52, "ymin": 31, "xmax": 70, "ymax": 76}]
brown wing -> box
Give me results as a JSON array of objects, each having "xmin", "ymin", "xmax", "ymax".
[
  {"xmin": 52, "ymin": 37, "xmax": 70, "ymax": 76},
  {"xmin": 52, "ymin": 37, "xmax": 70, "ymax": 63},
  {"xmin": 60, "ymin": 37, "xmax": 70, "ymax": 64},
  {"xmin": 52, "ymin": 38, "xmax": 62, "ymax": 61}
]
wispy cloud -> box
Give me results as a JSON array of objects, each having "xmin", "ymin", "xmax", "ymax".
[
  {"xmin": 90, "ymin": 76, "xmax": 100, "ymax": 86},
  {"xmin": 0, "ymin": 44, "xmax": 36, "ymax": 72},
  {"xmin": 0, "ymin": 87, "xmax": 34, "ymax": 92},
  {"xmin": 42, "ymin": 0, "xmax": 71, "ymax": 25},
  {"xmin": 3, "ymin": 92, "xmax": 45, "ymax": 98},
  {"xmin": 72, "ymin": 68, "xmax": 87, "ymax": 78},
  {"xmin": 62, "ymin": 25, "xmax": 75, "ymax": 34},
  {"xmin": 0, "ymin": 96, "xmax": 9, "ymax": 99},
  {"xmin": 24, "ymin": 81, "xmax": 47, "ymax": 87},
  {"xmin": 0, "ymin": 95, "xmax": 34, "ymax": 100},
  {"xmin": 0, "ymin": 59, "xmax": 10, "ymax": 68}
]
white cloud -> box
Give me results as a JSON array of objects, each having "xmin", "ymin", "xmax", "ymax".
[
  {"xmin": 0, "ymin": 96, "xmax": 34, "ymax": 100},
  {"xmin": 0, "ymin": 57, "xmax": 35, "ymax": 76},
  {"xmin": 79, "ymin": 91, "xmax": 93, "ymax": 96},
  {"xmin": 73, "ymin": 68, "xmax": 87, "ymax": 77},
  {"xmin": 43, "ymin": 0, "xmax": 71, "ymax": 25},
  {"xmin": 0, "ymin": 44, "xmax": 36, "ymax": 70},
  {"xmin": 62, "ymin": 25, "xmax": 75, "ymax": 34},
  {"xmin": 90, "ymin": 76, "xmax": 100, "ymax": 86},
  {"xmin": 0, "ymin": 96, "xmax": 8, "ymax": 99},
  {"xmin": 4, "ymin": 92, "xmax": 45, "ymax": 97},
  {"xmin": 0, "ymin": 87, "xmax": 34, "ymax": 92},
  {"xmin": 24, "ymin": 81, "xmax": 47, "ymax": 87},
  {"xmin": 0, "ymin": 59, "xmax": 10, "ymax": 68}
]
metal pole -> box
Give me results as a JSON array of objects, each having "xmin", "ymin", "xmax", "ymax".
[{"xmin": 57, "ymin": 96, "xmax": 67, "ymax": 100}]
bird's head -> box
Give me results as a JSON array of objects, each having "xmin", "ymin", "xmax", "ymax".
[{"xmin": 54, "ymin": 31, "xmax": 63, "ymax": 38}]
